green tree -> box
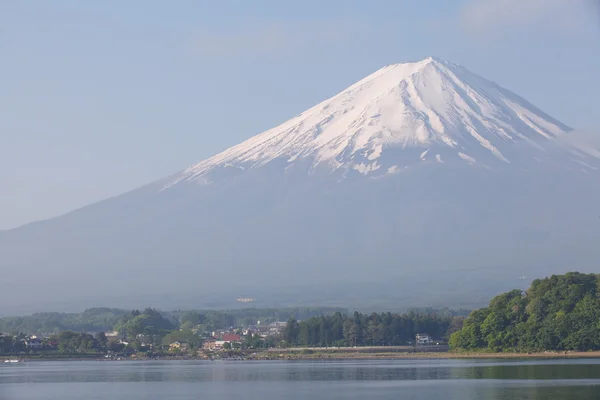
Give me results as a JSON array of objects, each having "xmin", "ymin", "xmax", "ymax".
[
  {"xmin": 162, "ymin": 329, "xmax": 202, "ymax": 350},
  {"xmin": 95, "ymin": 332, "xmax": 108, "ymax": 351},
  {"xmin": 0, "ymin": 334, "xmax": 14, "ymax": 353},
  {"xmin": 282, "ymin": 318, "xmax": 300, "ymax": 346},
  {"xmin": 450, "ymin": 272, "xmax": 600, "ymax": 353}
]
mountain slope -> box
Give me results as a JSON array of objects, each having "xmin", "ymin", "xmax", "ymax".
[
  {"xmin": 168, "ymin": 57, "xmax": 580, "ymax": 187},
  {"xmin": 1, "ymin": 58, "xmax": 599, "ymax": 314}
]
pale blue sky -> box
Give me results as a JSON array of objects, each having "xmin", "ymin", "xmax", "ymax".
[{"xmin": 2, "ymin": 0, "xmax": 600, "ymax": 229}]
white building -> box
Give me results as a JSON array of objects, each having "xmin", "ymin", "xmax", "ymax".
[
  {"xmin": 26, "ymin": 338, "xmax": 44, "ymax": 349},
  {"xmin": 415, "ymin": 333, "xmax": 433, "ymax": 345}
]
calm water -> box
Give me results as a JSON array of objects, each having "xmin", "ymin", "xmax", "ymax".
[{"xmin": 2, "ymin": 359, "xmax": 600, "ymax": 399}]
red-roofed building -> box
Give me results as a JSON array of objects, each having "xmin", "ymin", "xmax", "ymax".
[
  {"xmin": 204, "ymin": 333, "xmax": 242, "ymax": 351},
  {"xmin": 221, "ymin": 334, "xmax": 241, "ymax": 342}
]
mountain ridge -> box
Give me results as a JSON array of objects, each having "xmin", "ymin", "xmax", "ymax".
[{"xmin": 167, "ymin": 57, "xmax": 582, "ymax": 188}]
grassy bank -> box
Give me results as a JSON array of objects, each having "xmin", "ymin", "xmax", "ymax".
[
  {"xmin": 253, "ymin": 349, "xmax": 600, "ymax": 360},
  {"xmin": 5, "ymin": 350, "xmax": 600, "ymax": 362}
]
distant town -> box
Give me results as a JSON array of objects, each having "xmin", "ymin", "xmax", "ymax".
[
  {"xmin": 0, "ymin": 307, "xmax": 457, "ymax": 361},
  {"xmin": 0, "ymin": 320, "xmax": 290, "ymax": 360}
]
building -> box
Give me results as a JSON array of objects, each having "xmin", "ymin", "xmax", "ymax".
[
  {"xmin": 25, "ymin": 338, "xmax": 44, "ymax": 349},
  {"xmin": 415, "ymin": 333, "xmax": 433, "ymax": 345},
  {"xmin": 203, "ymin": 339, "xmax": 217, "ymax": 351},
  {"xmin": 221, "ymin": 334, "xmax": 241, "ymax": 343},
  {"xmin": 236, "ymin": 297, "xmax": 255, "ymax": 303},
  {"xmin": 169, "ymin": 341, "xmax": 189, "ymax": 352},
  {"xmin": 203, "ymin": 334, "xmax": 242, "ymax": 351}
]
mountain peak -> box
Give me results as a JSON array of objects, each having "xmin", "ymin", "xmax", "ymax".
[
  {"xmin": 168, "ymin": 59, "xmax": 579, "ymax": 187},
  {"xmin": 386, "ymin": 56, "xmax": 453, "ymax": 71},
  {"xmin": 411, "ymin": 55, "xmax": 441, "ymax": 64}
]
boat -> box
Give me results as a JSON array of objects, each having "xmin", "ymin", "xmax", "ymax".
[{"xmin": 4, "ymin": 359, "xmax": 20, "ymax": 363}]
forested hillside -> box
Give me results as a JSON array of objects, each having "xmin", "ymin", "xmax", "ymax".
[{"xmin": 450, "ymin": 273, "xmax": 600, "ymax": 352}]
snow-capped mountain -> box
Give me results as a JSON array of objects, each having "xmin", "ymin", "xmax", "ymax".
[
  {"xmin": 167, "ymin": 57, "xmax": 591, "ymax": 188},
  {"xmin": 1, "ymin": 58, "xmax": 599, "ymax": 314}
]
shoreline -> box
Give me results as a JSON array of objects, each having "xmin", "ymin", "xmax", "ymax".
[
  {"xmin": 255, "ymin": 350, "xmax": 600, "ymax": 361},
  {"xmin": 4, "ymin": 351, "xmax": 600, "ymax": 363}
]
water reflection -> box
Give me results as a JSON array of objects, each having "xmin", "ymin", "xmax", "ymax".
[{"xmin": 1, "ymin": 359, "xmax": 600, "ymax": 400}]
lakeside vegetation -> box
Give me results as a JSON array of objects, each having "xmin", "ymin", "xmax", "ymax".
[
  {"xmin": 0, "ymin": 307, "xmax": 459, "ymax": 358},
  {"xmin": 449, "ymin": 272, "xmax": 600, "ymax": 352},
  {"xmin": 2, "ymin": 272, "xmax": 600, "ymax": 359}
]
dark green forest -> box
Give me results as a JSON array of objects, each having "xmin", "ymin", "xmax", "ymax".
[
  {"xmin": 282, "ymin": 311, "xmax": 463, "ymax": 347},
  {"xmin": 450, "ymin": 272, "xmax": 600, "ymax": 352}
]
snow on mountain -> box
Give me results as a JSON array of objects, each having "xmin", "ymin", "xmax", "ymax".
[{"xmin": 167, "ymin": 57, "xmax": 581, "ymax": 188}]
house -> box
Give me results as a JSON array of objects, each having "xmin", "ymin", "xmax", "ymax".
[
  {"xmin": 215, "ymin": 334, "xmax": 242, "ymax": 349},
  {"xmin": 203, "ymin": 334, "xmax": 242, "ymax": 351},
  {"xmin": 169, "ymin": 341, "xmax": 188, "ymax": 352},
  {"xmin": 105, "ymin": 331, "xmax": 119, "ymax": 338},
  {"xmin": 203, "ymin": 339, "xmax": 217, "ymax": 350},
  {"xmin": 26, "ymin": 338, "xmax": 44, "ymax": 349},
  {"xmin": 221, "ymin": 334, "xmax": 241, "ymax": 343},
  {"xmin": 415, "ymin": 333, "xmax": 433, "ymax": 345}
]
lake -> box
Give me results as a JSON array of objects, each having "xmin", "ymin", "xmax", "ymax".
[{"xmin": 1, "ymin": 358, "xmax": 600, "ymax": 399}]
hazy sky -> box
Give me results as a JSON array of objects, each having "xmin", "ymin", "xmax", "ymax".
[{"xmin": 2, "ymin": 0, "xmax": 600, "ymax": 229}]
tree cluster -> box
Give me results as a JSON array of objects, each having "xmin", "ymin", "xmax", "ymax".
[
  {"xmin": 0, "ymin": 331, "xmax": 107, "ymax": 354},
  {"xmin": 282, "ymin": 311, "xmax": 459, "ymax": 347},
  {"xmin": 53, "ymin": 331, "xmax": 107, "ymax": 354},
  {"xmin": 116, "ymin": 308, "xmax": 176, "ymax": 338},
  {"xmin": 175, "ymin": 307, "xmax": 348, "ymax": 333},
  {"xmin": 0, "ymin": 308, "xmax": 128, "ymax": 335},
  {"xmin": 0, "ymin": 333, "xmax": 26, "ymax": 353},
  {"xmin": 450, "ymin": 272, "xmax": 600, "ymax": 352}
]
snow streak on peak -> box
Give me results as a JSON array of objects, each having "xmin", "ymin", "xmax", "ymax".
[{"xmin": 168, "ymin": 57, "xmax": 577, "ymax": 187}]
